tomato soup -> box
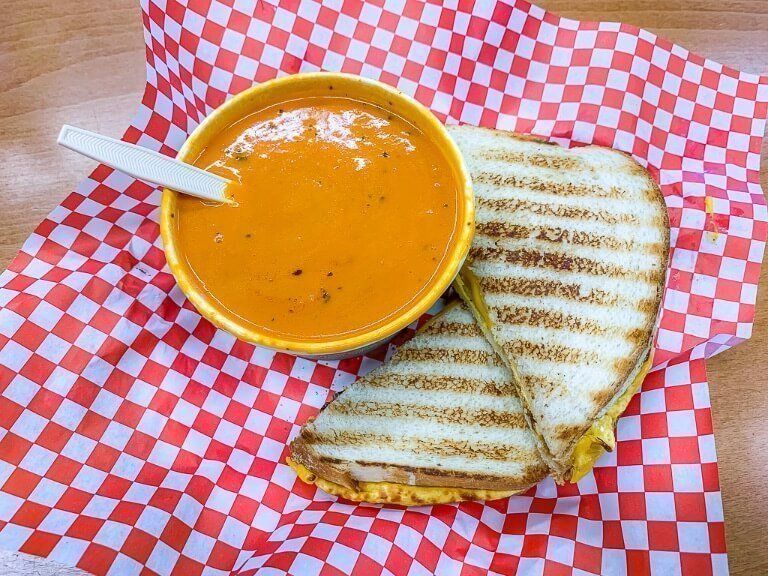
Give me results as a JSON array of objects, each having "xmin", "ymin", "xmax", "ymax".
[{"xmin": 172, "ymin": 96, "xmax": 461, "ymax": 343}]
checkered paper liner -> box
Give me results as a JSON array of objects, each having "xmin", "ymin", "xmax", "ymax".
[{"xmin": 0, "ymin": 0, "xmax": 766, "ymax": 574}]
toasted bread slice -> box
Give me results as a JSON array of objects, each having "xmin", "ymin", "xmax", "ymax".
[
  {"xmin": 448, "ymin": 125, "xmax": 669, "ymax": 481},
  {"xmin": 289, "ymin": 301, "xmax": 548, "ymax": 504}
]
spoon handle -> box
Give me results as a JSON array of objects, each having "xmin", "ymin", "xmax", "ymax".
[{"xmin": 57, "ymin": 125, "xmax": 233, "ymax": 204}]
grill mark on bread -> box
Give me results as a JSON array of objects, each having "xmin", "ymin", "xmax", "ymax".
[
  {"xmin": 531, "ymin": 227, "xmax": 660, "ymax": 252},
  {"xmin": 477, "ymin": 222, "xmax": 662, "ymax": 253},
  {"xmin": 470, "ymin": 246, "xmax": 665, "ymax": 284},
  {"xmin": 591, "ymin": 387, "xmax": 620, "ymax": 411},
  {"xmin": 473, "ymin": 172, "xmax": 629, "ymax": 199},
  {"xmin": 626, "ymin": 328, "xmax": 649, "ymax": 343},
  {"xmin": 554, "ymin": 423, "xmax": 589, "ymax": 442},
  {"xmin": 521, "ymin": 374, "xmax": 567, "ymax": 399},
  {"xmin": 396, "ymin": 347, "xmax": 495, "ymax": 365},
  {"xmin": 477, "ymin": 151, "xmax": 583, "ymax": 171},
  {"xmin": 613, "ymin": 355, "xmax": 642, "ymax": 378},
  {"xmin": 590, "ymin": 349, "xmax": 651, "ymax": 409},
  {"xmin": 307, "ymin": 431, "xmax": 532, "ymax": 461},
  {"xmin": 418, "ymin": 321, "xmax": 484, "ymax": 338},
  {"xmin": 476, "ymin": 222, "xmax": 531, "ymax": 240},
  {"xmin": 330, "ymin": 401, "xmax": 528, "ymax": 428},
  {"xmin": 479, "ymin": 276, "xmax": 618, "ymax": 305},
  {"xmin": 477, "ymin": 197, "xmax": 642, "ymax": 226},
  {"xmin": 361, "ymin": 373, "xmax": 506, "ymax": 396},
  {"xmin": 502, "ymin": 340, "xmax": 600, "ymax": 365},
  {"xmin": 494, "ymin": 305, "xmax": 626, "ymax": 337},
  {"xmin": 477, "ymin": 276, "xmax": 661, "ymax": 314},
  {"xmin": 494, "ymin": 305, "xmax": 587, "ymax": 335}
]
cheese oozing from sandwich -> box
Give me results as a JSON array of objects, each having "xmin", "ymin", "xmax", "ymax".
[{"xmin": 569, "ymin": 351, "xmax": 653, "ymax": 481}]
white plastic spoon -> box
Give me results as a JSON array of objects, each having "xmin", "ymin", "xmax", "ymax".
[{"xmin": 57, "ymin": 125, "xmax": 235, "ymax": 205}]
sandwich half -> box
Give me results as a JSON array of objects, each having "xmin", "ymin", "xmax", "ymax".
[
  {"xmin": 448, "ymin": 125, "xmax": 669, "ymax": 483},
  {"xmin": 288, "ymin": 301, "xmax": 548, "ymax": 505}
]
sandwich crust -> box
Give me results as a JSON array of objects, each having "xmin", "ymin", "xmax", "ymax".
[
  {"xmin": 287, "ymin": 458, "xmax": 523, "ymax": 505},
  {"xmin": 289, "ymin": 445, "xmax": 547, "ymax": 492}
]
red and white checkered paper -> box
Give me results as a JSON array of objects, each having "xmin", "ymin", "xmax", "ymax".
[{"xmin": 0, "ymin": 1, "xmax": 766, "ymax": 574}]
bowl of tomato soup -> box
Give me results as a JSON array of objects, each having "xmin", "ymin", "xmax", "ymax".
[{"xmin": 160, "ymin": 73, "xmax": 473, "ymax": 358}]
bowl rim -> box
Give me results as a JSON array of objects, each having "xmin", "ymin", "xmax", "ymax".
[{"xmin": 160, "ymin": 71, "xmax": 474, "ymax": 355}]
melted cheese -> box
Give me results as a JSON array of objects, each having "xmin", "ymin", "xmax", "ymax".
[
  {"xmin": 287, "ymin": 458, "xmax": 517, "ymax": 505},
  {"xmin": 704, "ymin": 195, "xmax": 720, "ymax": 241},
  {"xmin": 455, "ymin": 266, "xmax": 491, "ymax": 328},
  {"xmin": 569, "ymin": 351, "xmax": 653, "ymax": 482}
]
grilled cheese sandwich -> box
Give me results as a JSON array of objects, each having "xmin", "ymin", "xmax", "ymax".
[
  {"xmin": 289, "ymin": 301, "xmax": 548, "ymax": 504},
  {"xmin": 448, "ymin": 125, "xmax": 669, "ymax": 482}
]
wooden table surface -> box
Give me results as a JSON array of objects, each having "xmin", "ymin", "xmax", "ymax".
[{"xmin": 1, "ymin": 1, "xmax": 766, "ymax": 574}]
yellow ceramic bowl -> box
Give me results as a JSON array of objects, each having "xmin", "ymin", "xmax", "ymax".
[{"xmin": 160, "ymin": 72, "xmax": 474, "ymax": 359}]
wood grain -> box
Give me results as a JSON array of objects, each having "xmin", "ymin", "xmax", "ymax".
[
  {"xmin": 1, "ymin": 1, "xmax": 766, "ymax": 575},
  {"xmin": 0, "ymin": 0, "xmax": 145, "ymax": 267}
]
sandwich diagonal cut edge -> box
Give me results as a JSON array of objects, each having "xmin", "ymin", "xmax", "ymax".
[{"xmin": 453, "ymin": 269, "xmax": 564, "ymax": 476}]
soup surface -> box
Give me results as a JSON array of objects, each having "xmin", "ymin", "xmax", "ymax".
[{"xmin": 175, "ymin": 96, "xmax": 460, "ymax": 342}]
